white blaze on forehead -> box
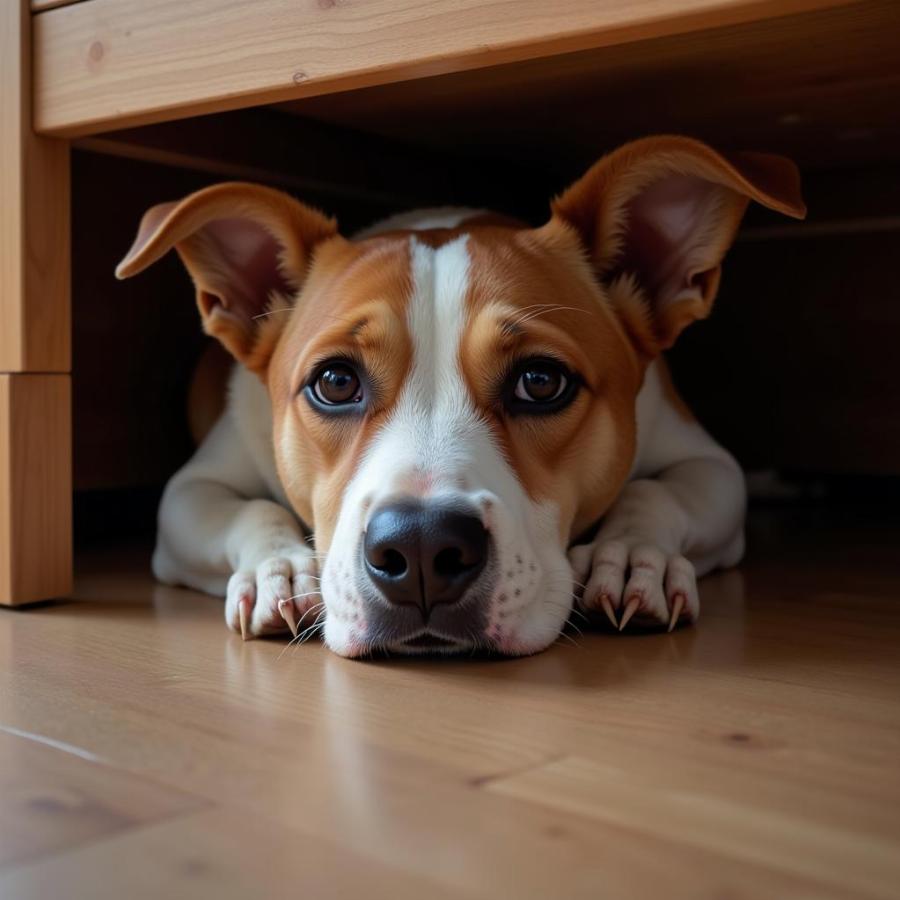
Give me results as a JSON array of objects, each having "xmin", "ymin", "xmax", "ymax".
[
  {"xmin": 401, "ymin": 237, "xmax": 474, "ymax": 447},
  {"xmin": 349, "ymin": 234, "xmax": 514, "ymax": 501}
]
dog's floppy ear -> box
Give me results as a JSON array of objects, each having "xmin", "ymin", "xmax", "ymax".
[
  {"xmin": 551, "ymin": 135, "xmax": 806, "ymax": 354},
  {"xmin": 116, "ymin": 182, "xmax": 339, "ymax": 370}
]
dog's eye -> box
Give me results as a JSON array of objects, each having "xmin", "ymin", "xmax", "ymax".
[
  {"xmin": 506, "ymin": 358, "xmax": 578, "ymax": 415},
  {"xmin": 311, "ymin": 363, "xmax": 363, "ymax": 406},
  {"xmin": 515, "ymin": 365, "xmax": 566, "ymax": 403},
  {"xmin": 514, "ymin": 361, "xmax": 568, "ymax": 403}
]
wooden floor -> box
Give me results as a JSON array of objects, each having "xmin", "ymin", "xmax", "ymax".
[{"xmin": 1, "ymin": 507, "xmax": 899, "ymax": 899}]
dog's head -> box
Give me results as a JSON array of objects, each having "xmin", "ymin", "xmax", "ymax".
[{"xmin": 119, "ymin": 136, "xmax": 804, "ymax": 657}]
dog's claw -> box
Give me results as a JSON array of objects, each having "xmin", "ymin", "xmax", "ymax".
[
  {"xmin": 598, "ymin": 594, "xmax": 618, "ymax": 629},
  {"xmin": 668, "ymin": 593, "xmax": 685, "ymax": 632},
  {"xmin": 618, "ymin": 595, "xmax": 640, "ymax": 631},
  {"xmin": 278, "ymin": 599, "xmax": 298, "ymax": 638},
  {"xmin": 238, "ymin": 597, "xmax": 251, "ymax": 641}
]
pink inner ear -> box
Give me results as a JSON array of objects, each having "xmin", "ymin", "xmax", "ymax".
[
  {"xmin": 202, "ymin": 218, "xmax": 293, "ymax": 323},
  {"xmin": 620, "ymin": 175, "xmax": 729, "ymax": 308}
]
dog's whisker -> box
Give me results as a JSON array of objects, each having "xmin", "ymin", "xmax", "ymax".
[
  {"xmin": 295, "ymin": 602, "xmax": 326, "ymax": 630},
  {"xmin": 252, "ymin": 308, "xmax": 294, "ymax": 320},
  {"xmin": 541, "ymin": 596, "xmax": 578, "ymax": 615},
  {"xmin": 567, "ymin": 605, "xmax": 589, "ymax": 624},
  {"xmin": 284, "ymin": 590, "xmax": 322, "ymax": 602},
  {"xmin": 276, "ymin": 642, "xmax": 296, "ymax": 662},
  {"xmin": 297, "ymin": 624, "xmax": 325, "ymax": 648},
  {"xmin": 556, "ymin": 630, "xmax": 582, "ymax": 649},
  {"xmin": 508, "ymin": 305, "xmax": 597, "ymax": 329},
  {"xmin": 542, "ymin": 600, "xmax": 577, "ymax": 617},
  {"xmin": 507, "ymin": 303, "xmax": 579, "ymax": 320},
  {"xmin": 296, "ymin": 609, "xmax": 328, "ymax": 645},
  {"xmin": 278, "ymin": 620, "xmax": 313, "ymax": 659}
]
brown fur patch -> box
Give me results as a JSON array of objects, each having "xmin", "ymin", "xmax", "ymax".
[
  {"xmin": 267, "ymin": 236, "xmax": 415, "ymax": 547},
  {"xmin": 459, "ymin": 222, "xmax": 643, "ymax": 541}
]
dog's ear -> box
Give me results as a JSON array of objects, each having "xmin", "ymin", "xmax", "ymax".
[
  {"xmin": 551, "ymin": 135, "xmax": 806, "ymax": 354},
  {"xmin": 116, "ymin": 182, "xmax": 339, "ymax": 369}
]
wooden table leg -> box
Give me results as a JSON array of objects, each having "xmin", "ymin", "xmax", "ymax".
[
  {"xmin": 1, "ymin": 0, "xmax": 72, "ymax": 605},
  {"xmin": 0, "ymin": 376, "xmax": 72, "ymax": 606}
]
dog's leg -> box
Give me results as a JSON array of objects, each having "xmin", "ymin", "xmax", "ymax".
[{"xmin": 152, "ymin": 414, "xmax": 320, "ymax": 639}]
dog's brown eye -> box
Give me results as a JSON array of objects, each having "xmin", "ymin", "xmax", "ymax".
[
  {"xmin": 505, "ymin": 357, "xmax": 579, "ymax": 416},
  {"xmin": 514, "ymin": 363, "xmax": 567, "ymax": 403},
  {"xmin": 312, "ymin": 363, "xmax": 362, "ymax": 405}
]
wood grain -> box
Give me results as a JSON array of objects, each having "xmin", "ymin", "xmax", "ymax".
[
  {"xmin": 32, "ymin": 0, "xmax": 860, "ymax": 137},
  {"xmin": 1, "ymin": 0, "xmax": 70, "ymax": 372},
  {"xmin": 287, "ymin": 0, "xmax": 900, "ymax": 175},
  {"xmin": 0, "ymin": 511, "xmax": 897, "ymax": 897},
  {"xmin": 0, "ymin": 375, "xmax": 72, "ymax": 606}
]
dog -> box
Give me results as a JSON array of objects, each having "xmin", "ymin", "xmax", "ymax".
[{"xmin": 116, "ymin": 135, "xmax": 804, "ymax": 657}]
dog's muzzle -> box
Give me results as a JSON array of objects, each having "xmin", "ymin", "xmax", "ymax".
[{"xmin": 361, "ymin": 498, "xmax": 493, "ymax": 651}]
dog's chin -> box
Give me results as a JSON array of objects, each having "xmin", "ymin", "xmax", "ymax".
[
  {"xmin": 385, "ymin": 632, "xmax": 475, "ymax": 657},
  {"xmin": 323, "ymin": 619, "xmax": 474, "ymax": 659},
  {"xmin": 332, "ymin": 627, "xmax": 562, "ymax": 660},
  {"xmin": 386, "ymin": 629, "xmax": 562, "ymax": 659}
]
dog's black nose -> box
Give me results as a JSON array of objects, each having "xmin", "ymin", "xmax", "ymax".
[{"xmin": 363, "ymin": 500, "xmax": 489, "ymax": 616}]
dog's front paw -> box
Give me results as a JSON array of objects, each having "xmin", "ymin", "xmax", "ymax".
[
  {"xmin": 569, "ymin": 540, "xmax": 698, "ymax": 632},
  {"xmin": 225, "ymin": 550, "xmax": 321, "ymax": 640}
]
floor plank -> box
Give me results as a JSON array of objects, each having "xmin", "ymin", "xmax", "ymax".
[
  {"xmin": 0, "ymin": 508, "xmax": 897, "ymax": 897},
  {"xmin": 489, "ymin": 754, "xmax": 898, "ymax": 898},
  {"xmin": 0, "ymin": 728, "xmax": 204, "ymax": 868},
  {"xmin": 0, "ymin": 808, "xmax": 464, "ymax": 900}
]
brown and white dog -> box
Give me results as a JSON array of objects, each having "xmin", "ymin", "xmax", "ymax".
[{"xmin": 117, "ymin": 135, "xmax": 805, "ymax": 657}]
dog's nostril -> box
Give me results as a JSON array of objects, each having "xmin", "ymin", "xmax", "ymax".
[
  {"xmin": 434, "ymin": 546, "xmax": 467, "ymax": 577},
  {"xmin": 375, "ymin": 548, "xmax": 407, "ymax": 578}
]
